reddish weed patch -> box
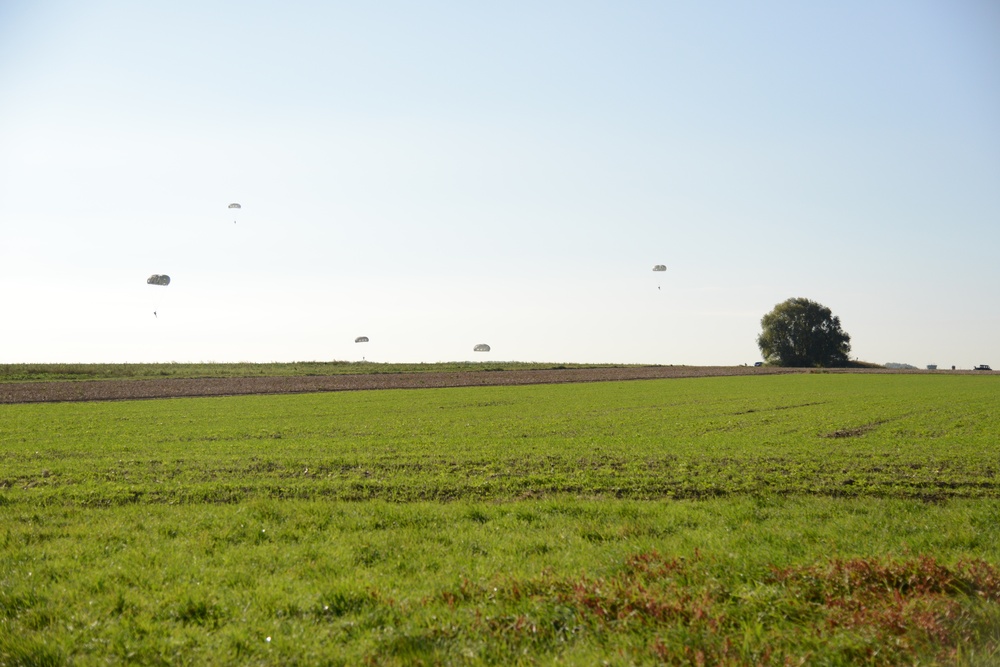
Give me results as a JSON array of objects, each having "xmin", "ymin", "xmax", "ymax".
[
  {"xmin": 768, "ymin": 555, "xmax": 1000, "ymax": 661},
  {"xmin": 439, "ymin": 551, "xmax": 1000, "ymax": 665}
]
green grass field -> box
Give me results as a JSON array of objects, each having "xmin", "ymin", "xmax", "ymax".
[{"xmin": 2, "ymin": 374, "xmax": 999, "ymax": 665}]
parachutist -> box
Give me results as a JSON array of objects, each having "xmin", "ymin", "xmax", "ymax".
[{"xmin": 153, "ymin": 311, "xmax": 157, "ymax": 318}]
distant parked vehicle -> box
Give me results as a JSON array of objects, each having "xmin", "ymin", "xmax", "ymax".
[{"xmin": 973, "ymin": 365, "xmax": 993, "ymax": 371}]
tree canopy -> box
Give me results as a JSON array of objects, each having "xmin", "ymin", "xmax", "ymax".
[{"xmin": 757, "ymin": 297, "xmax": 851, "ymax": 367}]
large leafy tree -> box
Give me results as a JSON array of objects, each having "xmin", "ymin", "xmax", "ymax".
[{"xmin": 757, "ymin": 297, "xmax": 851, "ymax": 367}]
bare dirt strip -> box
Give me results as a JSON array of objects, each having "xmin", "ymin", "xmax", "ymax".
[
  {"xmin": 0, "ymin": 365, "xmax": 958, "ymax": 405},
  {"xmin": 1, "ymin": 366, "xmax": 788, "ymax": 404}
]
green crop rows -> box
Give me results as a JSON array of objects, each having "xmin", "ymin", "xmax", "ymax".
[{"xmin": 2, "ymin": 374, "xmax": 999, "ymax": 665}]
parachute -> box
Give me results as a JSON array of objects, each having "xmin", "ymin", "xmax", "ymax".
[
  {"xmin": 229, "ymin": 202, "xmax": 241, "ymax": 224},
  {"xmin": 147, "ymin": 274, "xmax": 170, "ymax": 317},
  {"xmin": 355, "ymin": 336, "xmax": 369, "ymax": 343},
  {"xmin": 474, "ymin": 343, "xmax": 491, "ymax": 352},
  {"xmin": 652, "ymin": 264, "xmax": 667, "ymax": 290}
]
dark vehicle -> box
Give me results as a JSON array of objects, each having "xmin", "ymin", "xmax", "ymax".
[{"xmin": 973, "ymin": 365, "xmax": 993, "ymax": 371}]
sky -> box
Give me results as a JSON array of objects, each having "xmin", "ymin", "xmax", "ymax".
[{"xmin": 1, "ymin": 1, "xmax": 998, "ymax": 367}]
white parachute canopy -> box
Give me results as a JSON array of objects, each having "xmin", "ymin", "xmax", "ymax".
[
  {"xmin": 474, "ymin": 343, "xmax": 491, "ymax": 352},
  {"xmin": 355, "ymin": 336, "xmax": 369, "ymax": 343},
  {"xmin": 229, "ymin": 202, "xmax": 241, "ymax": 223},
  {"xmin": 652, "ymin": 265, "xmax": 667, "ymax": 272}
]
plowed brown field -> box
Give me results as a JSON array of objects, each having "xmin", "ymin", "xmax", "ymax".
[{"xmin": 0, "ymin": 365, "xmax": 944, "ymax": 404}]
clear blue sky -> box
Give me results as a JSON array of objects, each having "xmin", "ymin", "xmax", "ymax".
[{"xmin": 2, "ymin": 1, "xmax": 998, "ymax": 366}]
